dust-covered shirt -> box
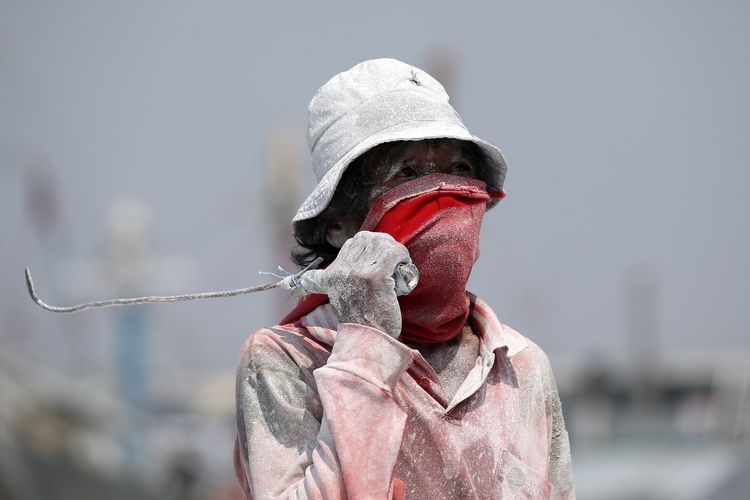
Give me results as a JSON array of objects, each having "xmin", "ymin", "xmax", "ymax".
[{"xmin": 234, "ymin": 294, "xmax": 575, "ymax": 499}]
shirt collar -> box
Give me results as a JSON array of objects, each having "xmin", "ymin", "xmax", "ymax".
[
  {"xmin": 468, "ymin": 293, "xmax": 528, "ymax": 357},
  {"xmin": 296, "ymin": 303, "xmax": 339, "ymax": 346}
]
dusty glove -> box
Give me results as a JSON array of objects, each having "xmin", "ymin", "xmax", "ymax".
[{"xmin": 318, "ymin": 231, "xmax": 411, "ymax": 338}]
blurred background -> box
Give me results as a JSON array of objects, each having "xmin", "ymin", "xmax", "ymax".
[{"xmin": 1, "ymin": 1, "xmax": 749, "ymax": 499}]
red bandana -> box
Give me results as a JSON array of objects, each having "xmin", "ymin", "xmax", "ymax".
[{"xmin": 360, "ymin": 173, "xmax": 501, "ymax": 343}]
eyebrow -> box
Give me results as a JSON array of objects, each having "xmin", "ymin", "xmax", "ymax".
[
  {"xmin": 383, "ymin": 159, "xmax": 417, "ymax": 181},
  {"xmin": 382, "ymin": 152, "xmax": 474, "ymax": 181}
]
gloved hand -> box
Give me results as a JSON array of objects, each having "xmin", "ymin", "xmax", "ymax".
[{"xmin": 320, "ymin": 231, "xmax": 411, "ymax": 338}]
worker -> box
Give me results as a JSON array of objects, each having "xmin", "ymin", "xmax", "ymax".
[{"xmin": 234, "ymin": 58, "xmax": 575, "ymax": 499}]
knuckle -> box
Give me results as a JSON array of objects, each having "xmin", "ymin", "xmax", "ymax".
[
  {"xmin": 361, "ymin": 273, "xmax": 380, "ymax": 286},
  {"xmin": 359, "ymin": 230, "xmax": 394, "ymax": 242},
  {"xmin": 382, "ymin": 241, "xmax": 409, "ymax": 259},
  {"xmin": 349, "ymin": 267, "xmax": 387, "ymax": 287},
  {"xmin": 373, "ymin": 231, "xmax": 395, "ymax": 243},
  {"xmin": 338, "ymin": 238, "xmax": 354, "ymax": 253},
  {"xmin": 392, "ymin": 240, "xmax": 408, "ymax": 254}
]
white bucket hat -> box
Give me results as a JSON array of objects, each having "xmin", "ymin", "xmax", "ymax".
[{"xmin": 292, "ymin": 58, "xmax": 508, "ymax": 222}]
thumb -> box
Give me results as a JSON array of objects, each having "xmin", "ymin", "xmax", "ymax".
[{"xmin": 295, "ymin": 269, "xmax": 327, "ymax": 296}]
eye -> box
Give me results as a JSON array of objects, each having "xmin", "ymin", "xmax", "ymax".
[
  {"xmin": 451, "ymin": 162, "xmax": 473, "ymax": 175},
  {"xmin": 396, "ymin": 166, "xmax": 417, "ymax": 178}
]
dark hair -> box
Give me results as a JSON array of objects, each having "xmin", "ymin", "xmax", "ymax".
[
  {"xmin": 291, "ymin": 155, "xmax": 379, "ymax": 267},
  {"xmin": 290, "ymin": 140, "xmax": 492, "ymax": 268}
]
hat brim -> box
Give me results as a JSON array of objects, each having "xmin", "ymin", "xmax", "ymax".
[{"xmin": 292, "ymin": 120, "xmax": 507, "ymax": 222}]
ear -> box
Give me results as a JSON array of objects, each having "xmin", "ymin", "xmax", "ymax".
[{"xmin": 325, "ymin": 218, "xmax": 359, "ymax": 248}]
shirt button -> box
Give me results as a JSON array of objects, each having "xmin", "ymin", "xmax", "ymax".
[{"xmin": 418, "ymin": 377, "xmax": 431, "ymax": 389}]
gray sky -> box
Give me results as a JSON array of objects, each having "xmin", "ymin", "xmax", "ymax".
[{"xmin": 1, "ymin": 1, "xmax": 748, "ymax": 387}]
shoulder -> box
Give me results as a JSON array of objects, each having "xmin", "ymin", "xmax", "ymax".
[
  {"xmin": 507, "ymin": 324, "xmax": 551, "ymax": 363},
  {"xmin": 470, "ymin": 294, "xmax": 548, "ymax": 367},
  {"xmin": 500, "ymin": 322, "xmax": 557, "ymax": 387},
  {"xmin": 237, "ymin": 323, "xmax": 332, "ymax": 377}
]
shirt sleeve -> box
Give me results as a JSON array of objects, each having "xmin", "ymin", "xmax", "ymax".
[
  {"xmin": 235, "ymin": 323, "xmax": 414, "ymax": 500},
  {"xmin": 544, "ymin": 359, "xmax": 576, "ymax": 500}
]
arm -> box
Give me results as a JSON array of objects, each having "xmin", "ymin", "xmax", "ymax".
[
  {"xmin": 235, "ymin": 231, "xmax": 414, "ymax": 499},
  {"xmin": 235, "ymin": 325, "xmax": 413, "ymax": 500},
  {"xmin": 544, "ymin": 362, "xmax": 576, "ymax": 499}
]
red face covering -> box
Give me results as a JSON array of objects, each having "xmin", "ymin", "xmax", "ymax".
[{"xmin": 359, "ymin": 173, "xmax": 502, "ymax": 344}]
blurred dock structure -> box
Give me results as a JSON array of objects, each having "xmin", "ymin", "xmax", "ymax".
[
  {"xmin": 1, "ymin": 193, "xmax": 238, "ymax": 500},
  {"xmin": 264, "ymin": 126, "xmax": 306, "ymax": 318},
  {"xmin": 555, "ymin": 347, "xmax": 750, "ymax": 499},
  {"xmin": 0, "ymin": 345, "xmax": 240, "ymax": 500}
]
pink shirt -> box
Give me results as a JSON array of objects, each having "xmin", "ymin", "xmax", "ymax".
[{"xmin": 234, "ymin": 294, "xmax": 575, "ymax": 499}]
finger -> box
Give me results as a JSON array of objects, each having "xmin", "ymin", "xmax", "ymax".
[
  {"xmin": 347, "ymin": 231, "xmax": 388, "ymax": 265},
  {"xmin": 297, "ymin": 269, "xmax": 327, "ymax": 295},
  {"xmin": 373, "ymin": 240, "xmax": 411, "ymax": 267},
  {"xmin": 355, "ymin": 238, "xmax": 394, "ymax": 268},
  {"xmin": 336, "ymin": 233, "xmax": 367, "ymax": 265}
]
